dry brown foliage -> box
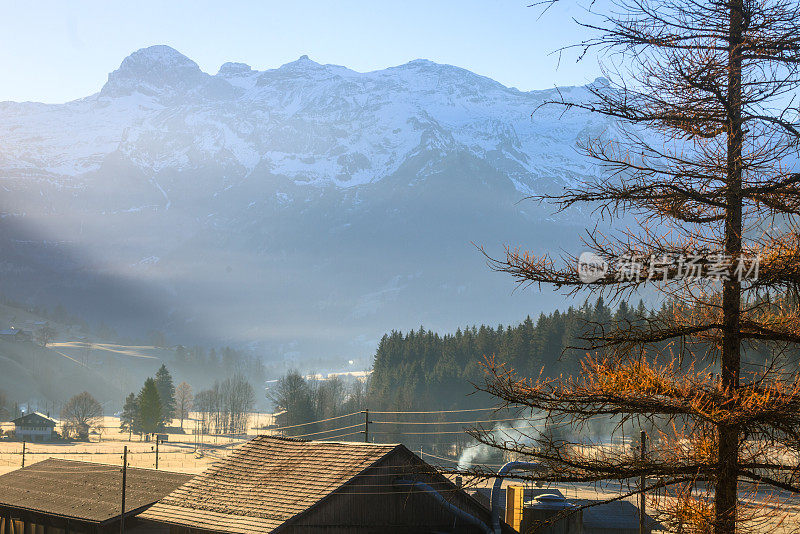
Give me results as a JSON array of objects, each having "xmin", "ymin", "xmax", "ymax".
[{"xmin": 471, "ymin": 0, "xmax": 800, "ymax": 532}]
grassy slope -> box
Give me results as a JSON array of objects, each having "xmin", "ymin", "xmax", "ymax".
[{"xmin": 0, "ymin": 302, "xmax": 176, "ymax": 407}]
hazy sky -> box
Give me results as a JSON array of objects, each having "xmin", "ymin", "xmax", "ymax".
[{"xmin": 0, "ymin": 0, "xmax": 601, "ymax": 103}]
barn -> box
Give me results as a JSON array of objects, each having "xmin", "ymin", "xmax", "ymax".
[
  {"xmin": 0, "ymin": 458, "xmax": 192, "ymax": 534},
  {"xmin": 140, "ymin": 435, "xmax": 512, "ymax": 534}
]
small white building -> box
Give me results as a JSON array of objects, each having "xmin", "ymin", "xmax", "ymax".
[{"xmin": 12, "ymin": 412, "xmax": 57, "ymax": 442}]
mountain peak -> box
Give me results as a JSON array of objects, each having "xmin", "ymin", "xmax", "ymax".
[
  {"xmin": 217, "ymin": 62, "xmax": 253, "ymax": 77},
  {"xmin": 101, "ymin": 45, "xmax": 205, "ymax": 97},
  {"xmin": 405, "ymin": 58, "xmax": 437, "ymax": 67},
  {"xmin": 279, "ymin": 55, "xmax": 322, "ymax": 70}
]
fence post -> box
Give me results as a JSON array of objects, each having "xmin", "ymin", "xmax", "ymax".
[
  {"xmin": 363, "ymin": 409, "xmax": 370, "ymax": 443},
  {"xmin": 120, "ymin": 446, "xmax": 127, "ymax": 534},
  {"xmin": 21, "ymin": 442, "xmax": 25, "ymax": 468}
]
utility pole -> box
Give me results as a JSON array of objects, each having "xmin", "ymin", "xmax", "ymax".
[
  {"xmin": 640, "ymin": 430, "xmax": 646, "ymax": 534},
  {"xmin": 120, "ymin": 446, "xmax": 127, "ymax": 534},
  {"xmin": 362, "ymin": 409, "xmax": 370, "ymax": 443},
  {"xmin": 21, "ymin": 441, "xmax": 25, "ymax": 467}
]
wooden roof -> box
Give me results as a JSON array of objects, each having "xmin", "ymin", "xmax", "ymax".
[
  {"xmin": 140, "ymin": 436, "xmax": 400, "ymax": 534},
  {"xmin": 0, "ymin": 458, "xmax": 192, "ymax": 524}
]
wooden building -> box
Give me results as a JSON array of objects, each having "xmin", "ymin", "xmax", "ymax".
[
  {"xmin": 141, "ymin": 435, "xmax": 512, "ymax": 534},
  {"xmin": 0, "ymin": 458, "xmax": 192, "ymax": 534},
  {"xmin": 0, "ymin": 328, "xmax": 32, "ymax": 343},
  {"xmin": 11, "ymin": 413, "xmax": 57, "ymax": 442}
]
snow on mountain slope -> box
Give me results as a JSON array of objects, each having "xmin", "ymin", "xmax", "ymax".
[
  {"xmin": 0, "ymin": 46, "xmax": 613, "ymax": 360},
  {"xmin": 0, "ymin": 45, "xmax": 608, "ymax": 194}
]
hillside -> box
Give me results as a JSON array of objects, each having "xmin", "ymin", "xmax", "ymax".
[
  {"xmin": 0, "ymin": 45, "xmax": 614, "ymax": 361},
  {"xmin": 0, "ymin": 301, "xmax": 174, "ymax": 408},
  {"xmin": 0, "ymin": 299, "xmax": 270, "ymax": 410}
]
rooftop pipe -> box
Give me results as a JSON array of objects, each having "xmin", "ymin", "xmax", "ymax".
[{"xmin": 491, "ymin": 461, "xmax": 544, "ymax": 534}]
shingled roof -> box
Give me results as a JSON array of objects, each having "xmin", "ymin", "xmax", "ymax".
[
  {"xmin": 140, "ymin": 436, "xmax": 401, "ymax": 534},
  {"xmin": 0, "ymin": 458, "xmax": 192, "ymax": 524}
]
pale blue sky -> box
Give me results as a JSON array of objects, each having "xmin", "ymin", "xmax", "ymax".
[{"xmin": 0, "ymin": 1, "xmax": 601, "ymax": 103}]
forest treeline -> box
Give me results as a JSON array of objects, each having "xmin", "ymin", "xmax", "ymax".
[
  {"xmin": 367, "ymin": 297, "xmax": 647, "ymax": 412},
  {"xmin": 271, "ymin": 298, "xmax": 648, "ymax": 447},
  {"xmin": 271, "ymin": 296, "xmax": 778, "ymax": 452}
]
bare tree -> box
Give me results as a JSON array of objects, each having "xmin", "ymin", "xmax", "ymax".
[
  {"xmin": 35, "ymin": 325, "xmax": 57, "ymax": 348},
  {"xmin": 267, "ymin": 370, "xmax": 314, "ymax": 429},
  {"xmin": 476, "ymin": 1, "xmax": 800, "ymax": 533},
  {"xmin": 175, "ymin": 381, "xmax": 193, "ymax": 430},
  {"xmin": 60, "ymin": 391, "xmax": 102, "ymax": 441},
  {"xmin": 193, "ymin": 378, "xmax": 253, "ymax": 435},
  {"xmin": 222, "ymin": 374, "xmax": 255, "ymax": 434},
  {"xmin": 193, "ymin": 389, "xmax": 214, "ymax": 434},
  {"xmin": 314, "ymin": 376, "xmax": 346, "ymax": 419}
]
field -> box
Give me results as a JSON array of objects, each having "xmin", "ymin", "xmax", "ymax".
[{"xmin": 0, "ymin": 413, "xmax": 276, "ymax": 475}]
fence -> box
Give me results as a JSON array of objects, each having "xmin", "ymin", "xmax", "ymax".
[{"xmin": 0, "ymin": 441, "xmax": 238, "ymax": 473}]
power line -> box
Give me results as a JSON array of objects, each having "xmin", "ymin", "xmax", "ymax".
[
  {"xmin": 368, "ymin": 407, "xmax": 501, "ymax": 414},
  {"xmin": 420, "ymin": 451, "xmax": 460, "ymax": 463},
  {"xmin": 267, "ymin": 411, "xmax": 362, "ymax": 432},
  {"xmin": 318, "ymin": 431, "xmax": 365, "ymax": 441},
  {"xmin": 289, "ymin": 423, "xmax": 365, "ymax": 439},
  {"xmin": 370, "ymin": 423, "xmax": 545, "ymax": 435},
  {"xmin": 373, "ymin": 417, "xmax": 522, "ymax": 426}
]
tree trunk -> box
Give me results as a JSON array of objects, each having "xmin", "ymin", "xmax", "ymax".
[{"xmin": 717, "ymin": 1, "xmax": 744, "ymax": 532}]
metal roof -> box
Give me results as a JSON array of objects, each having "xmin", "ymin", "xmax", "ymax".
[{"xmin": 572, "ymin": 499, "xmax": 661, "ymax": 530}]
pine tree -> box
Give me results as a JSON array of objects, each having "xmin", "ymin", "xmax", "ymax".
[
  {"xmin": 174, "ymin": 345, "xmax": 188, "ymax": 364},
  {"xmin": 120, "ymin": 392, "xmax": 138, "ymax": 439},
  {"xmin": 154, "ymin": 364, "xmax": 176, "ymax": 425},
  {"xmin": 137, "ymin": 378, "xmax": 164, "ymax": 435}
]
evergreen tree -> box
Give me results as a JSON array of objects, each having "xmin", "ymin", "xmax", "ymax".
[
  {"xmin": 137, "ymin": 378, "xmax": 164, "ymax": 434},
  {"xmin": 154, "ymin": 364, "xmax": 176, "ymax": 424},
  {"xmin": 368, "ymin": 298, "xmax": 629, "ymax": 413},
  {"xmin": 120, "ymin": 392, "xmax": 138, "ymax": 438},
  {"xmin": 174, "ymin": 345, "xmax": 188, "ymax": 364}
]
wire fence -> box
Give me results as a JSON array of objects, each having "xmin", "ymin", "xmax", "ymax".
[
  {"xmin": 0, "ymin": 441, "xmax": 238, "ymax": 472},
  {"xmin": 0, "ymin": 408, "xmax": 633, "ymax": 477}
]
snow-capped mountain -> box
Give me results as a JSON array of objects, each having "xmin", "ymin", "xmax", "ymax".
[{"xmin": 0, "ymin": 45, "xmax": 612, "ymax": 362}]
